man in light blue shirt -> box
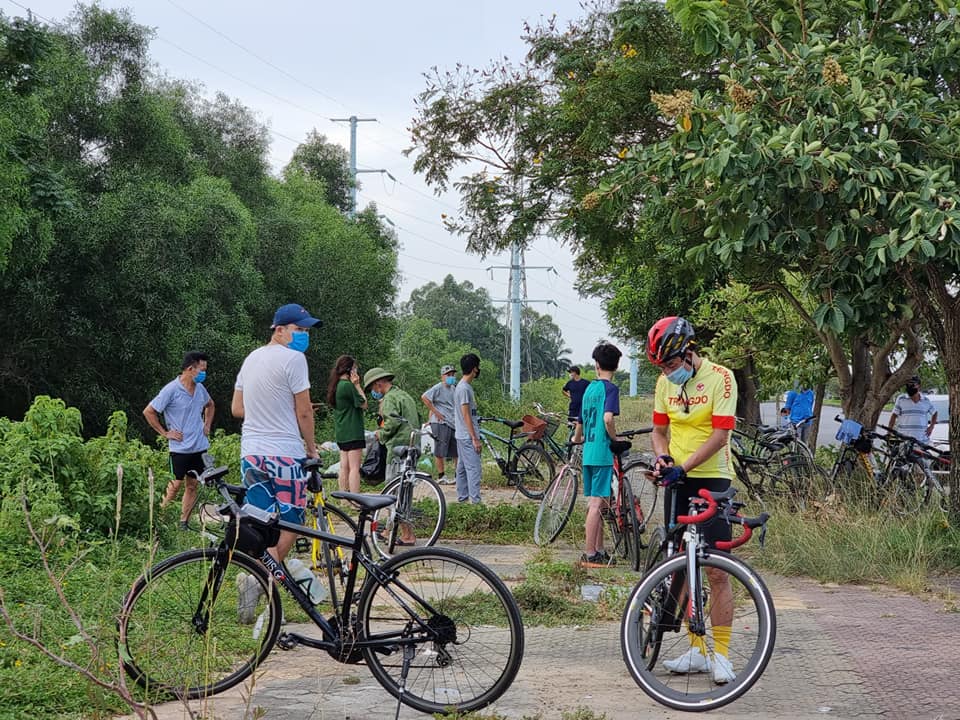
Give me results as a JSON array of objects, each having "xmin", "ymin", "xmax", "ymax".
[{"xmin": 143, "ymin": 351, "xmax": 215, "ymax": 529}]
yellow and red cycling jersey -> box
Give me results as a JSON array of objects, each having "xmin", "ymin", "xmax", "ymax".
[{"xmin": 652, "ymin": 358, "xmax": 737, "ymax": 479}]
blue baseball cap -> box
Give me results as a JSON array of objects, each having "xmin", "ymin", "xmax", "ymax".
[{"xmin": 271, "ymin": 304, "xmax": 322, "ymax": 329}]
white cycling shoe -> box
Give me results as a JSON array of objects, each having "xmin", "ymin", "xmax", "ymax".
[{"xmin": 663, "ymin": 646, "xmax": 712, "ymax": 674}]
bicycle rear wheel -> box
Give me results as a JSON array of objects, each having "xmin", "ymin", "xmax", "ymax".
[
  {"xmin": 771, "ymin": 452, "xmax": 821, "ymax": 510},
  {"xmin": 621, "ymin": 552, "xmax": 776, "ymax": 712},
  {"xmin": 118, "ymin": 547, "xmax": 282, "ymax": 702},
  {"xmin": 371, "ymin": 472, "xmax": 446, "ymax": 559},
  {"xmin": 509, "ymin": 442, "xmax": 554, "ymax": 499},
  {"xmin": 533, "ymin": 464, "xmax": 579, "ymax": 545},
  {"xmin": 357, "ymin": 547, "xmax": 524, "ymax": 715},
  {"xmin": 621, "ymin": 480, "xmax": 643, "ymax": 571}
]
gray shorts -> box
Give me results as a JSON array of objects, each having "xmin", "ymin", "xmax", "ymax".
[{"xmin": 431, "ymin": 422, "xmax": 458, "ymax": 458}]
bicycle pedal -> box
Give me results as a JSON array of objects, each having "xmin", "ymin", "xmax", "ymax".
[{"xmin": 277, "ymin": 633, "xmax": 299, "ymax": 651}]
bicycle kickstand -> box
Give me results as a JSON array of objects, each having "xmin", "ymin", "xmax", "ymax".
[{"xmin": 394, "ymin": 644, "xmax": 416, "ymax": 720}]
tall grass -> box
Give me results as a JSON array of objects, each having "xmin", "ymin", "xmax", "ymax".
[{"xmin": 746, "ymin": 502, "xmax": 960, "ymax": 592}]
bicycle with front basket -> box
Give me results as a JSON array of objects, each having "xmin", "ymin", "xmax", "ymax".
[
  {"xmin": 117, "ymin": 462, "xmax": 524, "ymax": 716},
  {"xmin": 478, "ymin": 415, "xmax": 554, "ymax": 499},
  {"xmin": 622, "ymin": 483, "xmax": 775, "ymax": 711}
]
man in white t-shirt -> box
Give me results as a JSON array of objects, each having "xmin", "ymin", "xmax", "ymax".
[{"xmin": 231, "ymin": 304, "xmax": 321, "ymax": 572}]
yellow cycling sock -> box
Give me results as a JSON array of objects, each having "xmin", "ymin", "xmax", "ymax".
[
  {"xmin": 688, "ymin": 630, "xmax": 708, "ymax": 655},
  {"xmin": 713, "ymin": 625, "xmax": 732, "ymax": 658}
]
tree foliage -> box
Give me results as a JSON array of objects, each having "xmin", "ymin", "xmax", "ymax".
[{"xmin": 0, "ymin": 8, "xmax": 399, "ymax": 435}]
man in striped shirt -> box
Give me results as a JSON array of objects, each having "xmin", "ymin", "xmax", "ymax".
[{"xmin": 889, "ymin": 375, "xmax": 938, "ymax": 443}]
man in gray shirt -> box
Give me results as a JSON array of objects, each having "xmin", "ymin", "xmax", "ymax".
[
  {"xmin": 453, "ymin": 353, "xmax": 482, "ymax": 504},
  {"xmin": 422, "ymin": 364, "xmax": 459, "ymax": 485}
]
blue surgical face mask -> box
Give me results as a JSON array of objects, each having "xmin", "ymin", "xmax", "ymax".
[
  {"xmin": 194, "ymin": 370, "xmax": 207, "ymax": 383},
  {"xmin": 665, "ymin": 362, "xmax": 694, "ymax": 387},
  {"xmin": 371, "ymin": 390, "xmax": 383, "ymax": 400},
  {"xmin": 287, "ymin": 330, "xmax": 309, "ymax": 353},
  {"xmin": 445, "ymin": 376, "xmax": 456, "ymax": 385}
]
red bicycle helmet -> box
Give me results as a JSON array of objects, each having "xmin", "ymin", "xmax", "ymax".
[{"xmin": 647, "ymin": 316, "xmax": 697, "ymax": 365}]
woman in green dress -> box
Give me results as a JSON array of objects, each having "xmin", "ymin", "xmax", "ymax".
[{"xmin": 326, "ymin": 354, "xmax": 368, "ymax": 492}]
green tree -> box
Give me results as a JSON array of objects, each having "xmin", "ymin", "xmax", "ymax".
[
  {"xmin": 284, "ymin": 130, "xmax": 355, "ymax": 213},
  {"xmin": 402, "ymin": 275, "xmax": 505, "ymax": 369},
  {"xmin": 598, "ymin": 0, "xmax": 960, "ymax": 511}
]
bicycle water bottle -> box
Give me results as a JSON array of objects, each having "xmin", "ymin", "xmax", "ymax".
[{"xmin": 286, "ymin": 558, "xmax": 328, "ymax": 604}]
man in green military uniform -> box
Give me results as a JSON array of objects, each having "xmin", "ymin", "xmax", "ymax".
[
  {"xmin": 363, "ymin": 367, "xmax": 420, "ymax": 479},
  {"xmin": 364, "ymin": 367, "xmax": 420, "ymax": 545}
]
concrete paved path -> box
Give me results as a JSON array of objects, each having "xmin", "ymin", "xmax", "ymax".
[{"xmin": 127, "ymin": 541, "xmax": 959, "ymax": 720}]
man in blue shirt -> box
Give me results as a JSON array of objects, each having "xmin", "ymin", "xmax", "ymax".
[
  {"xmin": 562, "ymin": 366, "xmax": 591, "ymax": 422},
  {"xmin": 782, "ymin": 386, "xmax": 815, "ymax": 441},
  {"xmin": 575, "ymin": 343, "xmax": 622, "ymax": 566},
  {"xmin": 143, "ymin": 351, "xmax": 215, "ymax": 530}
]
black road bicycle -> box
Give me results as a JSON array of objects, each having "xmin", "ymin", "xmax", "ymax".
[{"xmin": 117, "ymin": 462, "xmax": 524, "ymax": 716}]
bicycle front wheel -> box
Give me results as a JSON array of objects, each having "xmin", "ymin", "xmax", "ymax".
[
  {"xmin": 510, "ymin": 442, "xmax": 554, "ymax": 499},
  {"xmin": 371, "ymin": 472, "xmax": 446, "ymax": 558},
  {"xmin": 118, "ymin": 548, "xmax": 282, "ymax": 702},
  {"xmin": 533, "ymin": 464, "xmax": 579, "ymax": 546},
  {"xmin": 621, "ymin": 552, "xmax": 776, "ymax": 712},
  {"xmin": 357, "ymin": 547, "xmax": 524, "ymax": 715},
  {"xmin": 623, "ymin": 459, "xmax": 658, "ymax": 535}
]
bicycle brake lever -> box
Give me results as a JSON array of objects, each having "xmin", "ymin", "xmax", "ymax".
[{"xmin": 757, "ymin": 523, "xmax": 767, "ymax": 549}]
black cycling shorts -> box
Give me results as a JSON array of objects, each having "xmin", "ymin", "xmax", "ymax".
[{"xmin": 662, "ymin": 476, "xmax": 733, "ymax": 547}]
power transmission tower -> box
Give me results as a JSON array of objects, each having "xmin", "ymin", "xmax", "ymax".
[
  {"xmin": 490, "ymin": 243, "xmax": 555, "ymax": 400},
  {"xmin": 330, "ymin": 115, "xmax": 394, "ymax": 217}
]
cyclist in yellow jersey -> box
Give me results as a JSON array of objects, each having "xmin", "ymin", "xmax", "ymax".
[{"xmin": 646, "ymin": 316, "xmax": 738, "ymax": 685}]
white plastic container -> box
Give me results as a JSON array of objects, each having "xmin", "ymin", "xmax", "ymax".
[{"xmin": 285, "ymin": 557, "xmax": 328, "ymax": 604}]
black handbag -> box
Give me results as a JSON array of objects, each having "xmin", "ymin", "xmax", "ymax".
[{"xmin": 360, "ymin": 441, "xmax": 387, "ymax": 481}]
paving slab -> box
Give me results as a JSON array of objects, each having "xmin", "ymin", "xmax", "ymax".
[{"xmin": 125, "ymin": 542, "xmax": 960, "ymax": 720}]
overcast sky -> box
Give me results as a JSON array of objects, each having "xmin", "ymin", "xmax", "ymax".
[{"xmin": 11, "ymin": 0, "xmax": 619, "ymax": 363}]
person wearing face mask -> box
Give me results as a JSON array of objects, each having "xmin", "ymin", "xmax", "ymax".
[
  {"xmin": 889, "ymin": 375, "xmax": 938, "ymax": 443},
  {"xmin": 453, "ymin": 353, "xmax": 483, "ymax": 504},
  {"xmin": 363, "ymin": 367, "xmax": 420, "ymax": 480},
  {"xmin": 646, "ymin": 316, "xmax": 738, "ymax": 685},
  {"xmin": 421, "ymin": 365, "xmax": 459, "ymax": 485},
  {"xmin": 143, "ymin": 351, "xmax": 215, "ymax": 530},
  {"xmin": 231, "ymin": 304, "xmax": 321, "ymax": 586}
]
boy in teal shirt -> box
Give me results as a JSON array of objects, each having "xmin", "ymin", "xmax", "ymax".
[{"xmin": 575, "ymin": 342, "xmax": 622, "ymax": 566}]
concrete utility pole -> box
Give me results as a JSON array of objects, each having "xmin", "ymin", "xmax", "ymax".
[
  {"xmin": 490, "ymin": 242, "xmax": 555, "ymax": 400},
  {"xmin": 330, "ymin": 115, "xmax": 393, "ymax": 217},
  {"xmin": 629, "ymin": 339, "xmax": 638, "ymax": 397}
]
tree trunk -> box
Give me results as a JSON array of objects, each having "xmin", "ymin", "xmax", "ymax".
[
  {"xmin": 808, "ymin": 381, "xmax": 826, "ymax": 452},
  {"xmin": 734, "ymin": 355, "xmax": 760, "ymax": 425}
]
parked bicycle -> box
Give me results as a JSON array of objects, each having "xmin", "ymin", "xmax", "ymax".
[
  {"xmin": 293, "ymin": 459, "xmax": 364, "ymax": 587},
  {"xmin": 730, "ymin": 428, "xmax": 820, "ymax": 509},
  {"xmin": 478, "ymin": 415, "xmax": 554, "ymax": 499},
  {"xmin": 876, "ymin": 423, "xmax": 948, "ymax": 514},
  {"xmin": 622, "ymin": 484, "xmax": 775, "ymax": 711},
  {"xmin": 533, "ymin": 439, "xmax": 583, "ymax": 546},
  {"xmin": 605, "ymin": 430, "xmax": 657, "ymax": 571},
  {"xmin": 117, "ymin": 461, "xmax": 524, "ymax": 716},
  {"xmin": 531, "ymin": 402, "xmax": 580, "ymax": 468},
  {"xmin": 369, "ymin": 421, "xmax": 446, "ymax": 558}
]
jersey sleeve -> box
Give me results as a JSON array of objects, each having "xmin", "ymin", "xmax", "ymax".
[
  {"xmin": 652, "ymin": 376, "xmax": 669, "ymax": 426},
  {"xmin": 603, "ymin": 381, "xmax": 620, "ymax": 416}
]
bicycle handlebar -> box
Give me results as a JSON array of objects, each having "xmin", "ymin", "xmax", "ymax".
[
  {"xmin": 619, "ymin": 427, "xmax": 654, "ymax": 438},
  {"xmin": 676, "ymin": 488, "xmax": 768, "ymax": 550}
]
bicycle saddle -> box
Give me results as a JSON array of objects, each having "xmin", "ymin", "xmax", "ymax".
[
  {"xmin": 610, "ymin": 440, "xmax": 632, "ymax": 455},
  {"xmin": 393, "ymin": 445, "xmax": 411, "ymax": 459},
  {"xmin": 301, "ymin": 458, "xmax": 324, "ymax": 471},
  {"xmin": 330, "ymin": 491, "xmax": 396, "ymax": 511},
  {"xmin": 503, "ymin": 419, "xmax": 524, "ymax": 429}
]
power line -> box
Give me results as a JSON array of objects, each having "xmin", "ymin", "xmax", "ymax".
[{"xmin": 164, "ymin": 0, "xmax": 349, "ymax": 111}]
